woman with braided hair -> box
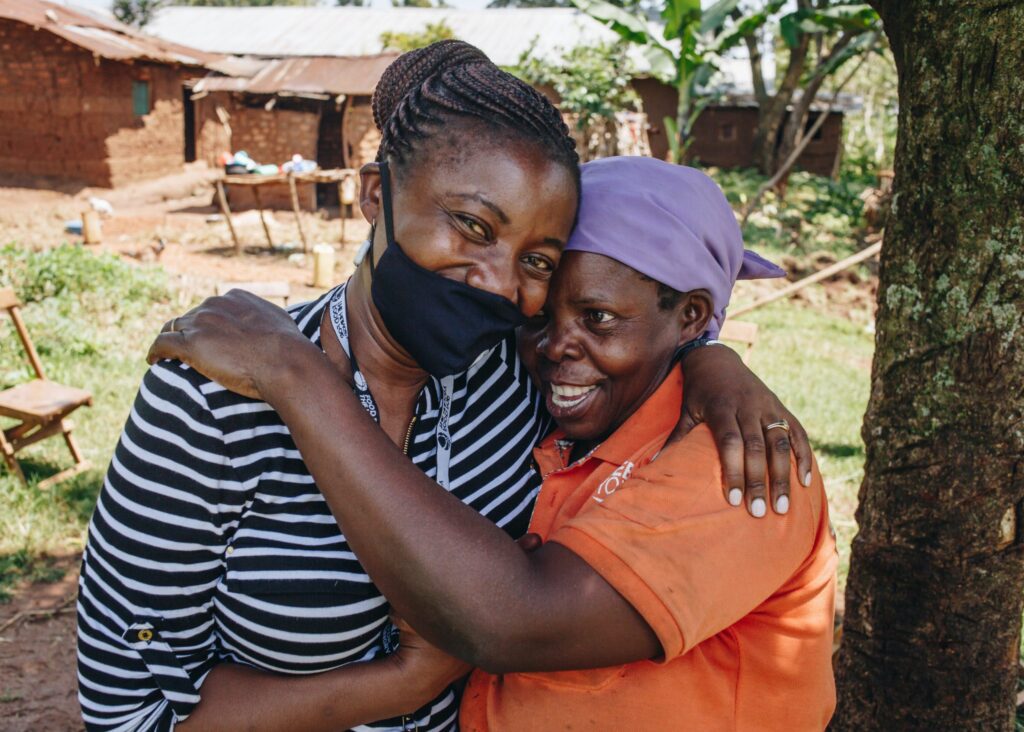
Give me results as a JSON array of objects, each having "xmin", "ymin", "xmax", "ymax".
[{"xmin": 78, "ymin": 41, "xmax": 811, "ymax": 732}]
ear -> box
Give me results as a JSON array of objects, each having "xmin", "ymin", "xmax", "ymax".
[
  {"xmin": 675, "ymin": 289, "xmax": 714, "ymax": 347},
  {"xmin": 359, "ymin": 162, "xmax": 382, "ymax": 225}
]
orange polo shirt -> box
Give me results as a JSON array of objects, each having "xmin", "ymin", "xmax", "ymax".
[{"xmin": 460, "ymin": 370, "xmax": 837, "ymax": 731}]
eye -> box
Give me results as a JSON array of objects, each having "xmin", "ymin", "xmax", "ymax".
[
  {"xmin": 521, "ymin": 253, "xmax": 555, "ymax": 275},
  {"xmin": 585, "ymin": 310, "xmax": 616, "ymax": 325},
  {"xmin": 454, "ymin": 214, "xmax": 491, "ymax": 241}
]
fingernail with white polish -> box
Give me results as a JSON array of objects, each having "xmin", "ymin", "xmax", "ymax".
[
  {"xmin": 728, "ymin": 488, "xmax": 743, "ymax": 506},
  {"xmin": 751, "ymin": 498, "xmax": 766, "ymax": 518},
  {"xmin": 803, "ymin": 471, "xmax": 812, "ymax": 487},
  {"xmin": 776, "ymin": 495, "xmax": 790, "ymax": 514}
]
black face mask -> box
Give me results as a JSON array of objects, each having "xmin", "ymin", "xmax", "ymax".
[{"xmin": 369, "ymin": 162, "xmax": 528, "ymax": 377}]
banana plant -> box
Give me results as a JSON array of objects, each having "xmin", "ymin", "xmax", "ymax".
[
  {"xmin": 573, "ymin": 0, "xmax": 880, "ymax": 166},
  {"xmin": 572, "ymin": 0, "xmax": 745, "ymax": 162}
]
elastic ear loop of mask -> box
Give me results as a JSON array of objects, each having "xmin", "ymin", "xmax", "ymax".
[{"xmin": 370, "ymin": 161, "xmax": 397, "ymax": 276}]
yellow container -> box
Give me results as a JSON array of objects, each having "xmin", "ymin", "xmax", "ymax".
[
  {"xmin": 313, "ymin": 244, "xmax": 336, "ymax": 289},
  {"xmin": 82, "ymin": 210, "xmax": 102, "ymax": 244}
]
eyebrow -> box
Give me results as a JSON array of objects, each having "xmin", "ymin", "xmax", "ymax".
[
  {"xmin": 448, "ymin": 192, "xmax": 509, "ymax": 224},
  {"xmin": 571, "ymin": 295, "xmax": 615, "ymax": 307}
]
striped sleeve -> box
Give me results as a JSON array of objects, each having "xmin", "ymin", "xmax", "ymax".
[{"xmin": 77, "ymin": 361, "xmax": 245, "ymax": 731}]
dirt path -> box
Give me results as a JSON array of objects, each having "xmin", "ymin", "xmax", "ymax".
[
  {"xmin": 0, "ymin": 164, "xmax": 371, "ymax": 307},
  {"xmin": 0, "ymin": 556, "xmax": 82, "ymax": 732}
]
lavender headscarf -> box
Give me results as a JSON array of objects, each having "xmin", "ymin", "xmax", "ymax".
[{"xmin": 566, "ymin": 157, "xmax": 785, "ymax": 338}]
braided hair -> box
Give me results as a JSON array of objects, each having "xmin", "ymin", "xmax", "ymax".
[{"xmin": 372, "ymin": 40, "xmax": 580, "ymax": 186}]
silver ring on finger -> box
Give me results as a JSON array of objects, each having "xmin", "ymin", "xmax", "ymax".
[
  {"xmin": 765, "ymin": 419, "xmax": 790, "ymax": 433},
  {"xmin": 170, "ymin": 317, "xmax": 179, "ymax": 333}
]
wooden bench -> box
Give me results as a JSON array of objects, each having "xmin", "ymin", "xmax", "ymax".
[{"xmin": 0, "ymin": 288, "xmax": 93, "ymax": 489}]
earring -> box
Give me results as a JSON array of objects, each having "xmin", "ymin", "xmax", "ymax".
[{"xmin": 353, "ymin": 238, "xmax": 372, "ymax": 267}]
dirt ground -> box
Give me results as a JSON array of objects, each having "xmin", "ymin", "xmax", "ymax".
[
  {"xmin": 0, "ymin": 555, "xmax": 81, "ymax": 732},
  {"xmin": 0, "ymin": 163, "xmax": 372, "ymax": 309}
]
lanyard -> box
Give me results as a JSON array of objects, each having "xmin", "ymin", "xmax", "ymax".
[
  {"xmin": 328, "ymin": 283, "xmax": 452, "ymax": 469},
  {"xmin": 328, "ymin": 283, "xmax": 381, "ymax": 425}
]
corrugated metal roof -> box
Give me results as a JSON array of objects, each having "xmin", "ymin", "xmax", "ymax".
[
  {"xmin": 145, "ymin": 6, "xmax": 777, "ymax": 94},
  {"xmin": 147, "ymin": 6, "xmax": 625, "ymax": 68},
  {"xmin": 206, "ymin": 55, "xmax": 269, "ymax": 79},
  {"xmin": 0, "ymin": 0, "xmax": 219, "ymax": 67},
  {"xmin": 245, "ymin": 54, "xmax": 399, "ymax": 96}
]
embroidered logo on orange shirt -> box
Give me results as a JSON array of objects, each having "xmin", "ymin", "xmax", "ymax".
[{"xmin": 593, "ymin": 461, "xmax": 634, "ymax": 503}]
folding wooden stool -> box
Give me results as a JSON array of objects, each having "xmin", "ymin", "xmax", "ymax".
[{"xmin": 0, "ymin": 288, "xmax": 92, "ymax": 489}]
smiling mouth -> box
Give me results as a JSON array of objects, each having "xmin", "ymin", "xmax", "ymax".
[{"xmin": 546, "ymin": 382, "xmax": 600, "ymax": 419}]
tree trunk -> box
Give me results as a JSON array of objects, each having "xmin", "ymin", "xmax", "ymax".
[
  {"xmin": 777, "ymin": 31, "xmax": 854, "ymax": 169},
  {"xmin": 752, "ymin": 35, "xmax": 808, "ymax": 174},
  {"xmin": 833, "ymin": 2, "xmax": 1024, "ymax": 731}
]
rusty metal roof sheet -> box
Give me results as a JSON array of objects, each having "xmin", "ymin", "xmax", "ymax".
[
  {"xmin": 242, "ymin": 54, "xmax": 399, "ymax": 97},
  {"xmin": 0, "ymin": 0, "xmax": 219, "ymax": 67}
]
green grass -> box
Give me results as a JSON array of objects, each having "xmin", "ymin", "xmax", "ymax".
[
  {"xmin": 0, "ymin": 244, "xmax": 182, "ymax": 600},
  {"xmin": 732, "ymin": 300, "xmax": 874, "ymax": 593}
]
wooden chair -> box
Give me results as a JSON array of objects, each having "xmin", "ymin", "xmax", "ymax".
[
  {"xmin": 719, "ymin": 320, "xmax": 759, "ymax": 365},
  {"xmin": 215, "ymin": 281, "xmax": 291, "ymax": 307},
  {"xmin": 0, "ymin": 288, "xmax": 93, "ymax": 489}
]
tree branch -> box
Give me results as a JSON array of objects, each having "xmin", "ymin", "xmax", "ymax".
[{"xmin": 741, "ymin": 31, "xmax": 881, "ymax": 227}]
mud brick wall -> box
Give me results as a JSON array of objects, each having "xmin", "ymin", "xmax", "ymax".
[
  {"xmin": 226, "ymin": 100, "xmax": 319, "ymax": 169},
  {"xmin": 342, "ymin": 96, "xmax": 378, "ymax": 169},
  {"xmin": 0, "ymin": 19, "xmax": 196, "ymax": 187},
  {"xmin": 195, "ymin": 91, "xmax": 235, "ymax": 166}
]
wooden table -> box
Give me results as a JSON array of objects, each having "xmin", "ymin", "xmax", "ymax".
[{"xmin": 213, "ymin": 168, "xmax": 359, "ymax": 254}]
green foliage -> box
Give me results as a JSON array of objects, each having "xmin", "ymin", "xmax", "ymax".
[
  {"xmin": 169, "ymin": 0, "xmax": 316, "ymax": 5},
  {"xmin": 571, "ymin": 0, "xmax": 765, "ymax": 161},
  {"xmin": 512, "ymin": 42, "xmax": 639, "ymax": 132},
  {"xmin": 834, "ymin": 44, "xmax": 898, "ymax": 182},
  {"xmin": 0, "ymin": 244, "xmax": 170, "ymax": 373},
  {"xmin": 380, "ymin": 21, "xmax": 456, "ymax": 52},
  {"xmin": 112, "ymin": 0, "xmax": 166, "ymax": 27},
  {"xmin": 708, "ymin": 167, "xmax": 869, "ymax": 258},
  {"xmin": 779, "ymin": 3, "xmax": 877, "ymax": 48},
  {"xmin": 0, "ymin": 245, "xmax": 167, "ymax": 308}
]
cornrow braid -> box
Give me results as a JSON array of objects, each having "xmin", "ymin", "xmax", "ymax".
[{"xmin": 371, "ymin": 40, "xmax": 579, "ymax": 178}]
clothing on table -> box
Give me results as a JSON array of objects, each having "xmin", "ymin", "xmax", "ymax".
[
  {"xmin": 76, "ymin": 284, "xmax": 551, "ymax": 732},
  {"xmin": 460, "ymin": 370, "xmax": 838, "ymax": 732}
]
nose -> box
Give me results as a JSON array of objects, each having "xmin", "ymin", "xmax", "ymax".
[
  {"xmin": 536, "ymin": 319, "xmax": 582, "ymax": 363},
  {"xmin": 465, "ymin": 261, "xmax": 520, "ymax": 307}
]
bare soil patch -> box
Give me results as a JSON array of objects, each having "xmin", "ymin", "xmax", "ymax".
[
  {"xmin": 0, "ymin": 164, "xmax": 371, "ymax": 307},
  {"xmin": 0, "ymin": 555, "xmax": 81, "ymax": 732}
]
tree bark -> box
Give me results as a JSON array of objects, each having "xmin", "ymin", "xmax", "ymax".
[
  {"xmin": 833, "ymin": 2, "xmax": 1024, "ymax": 731},
  {"xmin": 752, "ymin": 34, "xmax": 808, "ymax": 174}
]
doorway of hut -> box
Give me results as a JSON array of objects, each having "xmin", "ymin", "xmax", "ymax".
[
  {"xmin": 316, "ymin": 99, "xmax": 345, "ymax": 209},
  {"xmin": 183, "ymin": 85, "xmax": 196, "ymax": 163}
]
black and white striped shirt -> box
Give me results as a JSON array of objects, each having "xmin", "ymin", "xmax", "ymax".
[{"xmin": 77, "ymin": 286, "xmax": 550, "ymax": 731}]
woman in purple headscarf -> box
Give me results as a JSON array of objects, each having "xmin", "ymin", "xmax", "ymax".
[{"xmin": 149, "ymin": 157, "xmax": 836, "ymax": 730}]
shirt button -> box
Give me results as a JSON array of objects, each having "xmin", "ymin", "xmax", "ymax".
[
  {"xmin": 137, "ymin": 629, "xmax": 153, "ymax": 642},
  {"xmin": 226, "ymin": 545, "xmax": 234, "ymax": 555}
]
